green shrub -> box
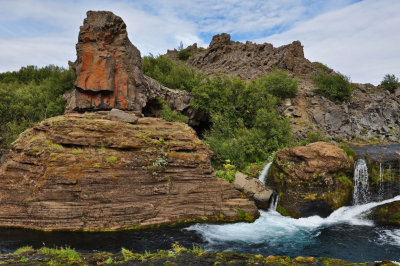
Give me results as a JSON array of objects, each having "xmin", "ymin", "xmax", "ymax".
[
  {"xmin": 380, "ymin": 74, "xmax": 399, "ymax": 93},
  {"xmin": 312, "ymin": 70, "xmax": 354, "ymax": 103},
  {"xmin": 177, "ymin": 49, "xmax": 192, "ymax": 60},
  {"xmin": 0, "ymin": 65, "xmax": 75, "ymax": 147},
  {"xmin": 297, "ymin": 129, "xmax": 327, "ymax": 146},
  {"xmin": 158, "ymin": 98, "xmax": 188, "ymax": 123},
  {"xmin": 144, "ymin": 57, "xmax": 294, "ymax": 170},
  {"xmin": 255, "ymin": 70, "xmax": 298, "ymax": 99},
  {"xmin": 142, "ymin": 55, "xmax": 202, "ymax": 92},
  {"xmin": 215, "ymin": 160, "xmax": 236, "ymax": 182}
]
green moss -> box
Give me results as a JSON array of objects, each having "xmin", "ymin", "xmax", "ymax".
[
  {"xmin": 72, "ymin": 149, "xmax": 83, "ymax": 155},
  {"xmin": 339, "ymin": 144, "xmax": 356, "ymax": 159},
  {"xmin": 44, "ymin": 140, "xmax": 64, "ymax": 151},
  {"xmin": 39, "ymin": 246, "xmax": 82, "ymax": 264},
  {"xmin": 304, "ymin": 193, "xmax": 318, "ymax": 200},
  {"xmin": 236, "ymin": 210, "xmax": 255, "ymax": 222},
  {"xmin": 276, "ymin": 206, "xmax": 288, "ymax": 216},
  {"xmin": 106, "ymin": 156, "xmax": 118, "ymax": 164}
]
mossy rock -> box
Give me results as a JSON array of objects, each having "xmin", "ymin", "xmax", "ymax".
[
  {"xmin": 267, "ymin": 142, "xmax": 353, "ymax": 218},
  {"xmin": 370, "ymin": 201, "xmax": 400, "ymax": 226}
]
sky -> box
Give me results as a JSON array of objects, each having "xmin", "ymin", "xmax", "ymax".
[{"xmin": 0, "ymin": 0, "xmax": 399, "ymax": 85}]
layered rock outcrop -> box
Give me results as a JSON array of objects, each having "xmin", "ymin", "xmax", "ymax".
[
  {"xmin": 0, "ymin": 113, "xmax": 258, "ymax": 230},
  {"xmin": 66, "ymin": 11, "xmax": 194, "ymax": 119},
  {"xmin": 267, "ymin": 142, "xmax": 353, "ymax": 218},
  {"xmin": 167, "ymin": 33, "xmax": 314, "ymax": 80}
]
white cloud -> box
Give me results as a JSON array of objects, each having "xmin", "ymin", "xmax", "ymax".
[
  {"xmin": 258, "ymin": 0, "xmax": 400, "ymax": 84},
  {"xmin": 1, "ymin": 0, "xmax": 397, "ymax": 85}
]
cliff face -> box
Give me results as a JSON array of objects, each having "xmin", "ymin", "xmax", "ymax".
[
  {"xmin": 167, "ymin": 33, "xmax": 314, "ymax": 80},
  {"xmin": 283, "ymin": 83, "xmax": 400, "ymax": 142},
  {"xmin": 0, "ymin": 113, "xmax": 258, "ymax": 230}
]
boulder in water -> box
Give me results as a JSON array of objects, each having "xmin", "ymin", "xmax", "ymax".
[
  {"xmin": 267, "ymin": 141, "xmax": 353, "ymax": 218},
  {"xmin": 370, "ymin": 201, "xmax": 400, "ymax": 226},
  {"xmin": 233, "ymin": 172, "xmax": 274, "ymax": 209}
]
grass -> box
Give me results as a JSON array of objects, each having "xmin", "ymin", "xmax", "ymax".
[
  {"xmin": 44, "ymin": 140, "xmax": 64, "ymax": 151},
  {"xmin": 13, "ymin": 246, "xmax": 34, "ymax": 255},
  {"xmin": 39, "ymin": 246, "xmax": 81, "ymax": 263}
]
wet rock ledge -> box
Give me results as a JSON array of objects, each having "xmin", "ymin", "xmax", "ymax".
[{"xmin": 0, "ymin": 112, "xmax": 257, "ymax": 231}]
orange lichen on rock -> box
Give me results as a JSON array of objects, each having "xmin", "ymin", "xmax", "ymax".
[{"xmin": 69, "ymin": 11, "xmax": 147, "ymax": 111}]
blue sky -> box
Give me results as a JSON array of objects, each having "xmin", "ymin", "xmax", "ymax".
[{"xmin": 0, "ymin": 0, "xmax": 398, "ymax": 85}]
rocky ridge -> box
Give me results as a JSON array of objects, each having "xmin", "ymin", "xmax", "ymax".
[
  {"xmin": 167, "ymin": 33, "xmax": 314, "ymax": 80},
  {"xmin": 0, "ymin": 112, "xmax": 258, "ymax": 230}
]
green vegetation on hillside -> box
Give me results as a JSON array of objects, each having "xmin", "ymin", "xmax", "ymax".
[
  {"xmin": 143, "ymin": 55, "xmax": 202, "ymax": 92},
  {"xmin": 312, "ymin": 70, "xmax": 354, "ymax": 103},
  {"xmin": 0, "ymin": 65, "xmax": 75, "ymax": 147},
  {"xmin": 143, "ymin": 55, "xmax": 294, "ymax": 169},
  {"xmin": 380, "ymin": 74, "xmax": 399, "ymax": 93}
]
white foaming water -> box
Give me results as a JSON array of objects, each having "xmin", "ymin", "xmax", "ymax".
[
  {"xmin": 353, "ymin": 159, "xmax": 370, "ymax": 205},
  {"xmin": 269, "ymin": 193, "xmax": 279, "ymax": 211},
  {"xmin": 378, "ymin": 229, "xmax": 400, "ymax": 247},
  {"xmin": 187, "ymin": 195, "xmax": 400, "ymax": 245},
  {"xmin": 258, "ymin": 162, "xmax": 272, "ymax": 185},
  {"xmin": 378, "ymin": 163, "xmax": 384, "ymax": 200}
]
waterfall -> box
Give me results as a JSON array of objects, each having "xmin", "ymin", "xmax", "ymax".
[
  {"xmin": 258, "ymin": 162, "xmax": 272, "ymax": 185},
  {"xmin": 378, "ymin": 163, "xmax": 384, "ymax": 200},
  {"xmin": 269, "ymin": 192, "xmax": 279, "ymax": 211},
  {"xmin": 353, "ymin": 159, "xmax": 369, "ymax": 205}
]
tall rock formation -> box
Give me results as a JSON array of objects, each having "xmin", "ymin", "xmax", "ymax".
[
  {"xmin": 0, "ymin": 113, "xmax": 258, "ymax": 230},
  {"xmin": 66, "ymin": 11, "xmax": 192, "ymax": 116}
]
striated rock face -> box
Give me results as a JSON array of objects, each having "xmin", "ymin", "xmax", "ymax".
[
  {"xmin": 0, "ymin": 113, "xmax": 257, "ymax": 230},
  {"xmin": 267, "ymin": 142, "xmax": 353, "ymax": 218},
  {"xmin": 167, "ymin": 33, "xmax": 314, "ymax": 80},
  {"xmin": 66, "ymin": 11, "xmax": 194, "ymax": 117}
]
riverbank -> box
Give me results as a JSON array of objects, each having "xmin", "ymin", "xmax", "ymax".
[{"xmin": 0, "ymin": 245, "xmax": 389, "ymax": 265}]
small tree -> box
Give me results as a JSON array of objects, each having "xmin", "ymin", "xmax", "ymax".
[{"xmin": 380, "ymin": 74, "xmax": 399, "ymax": 93}]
